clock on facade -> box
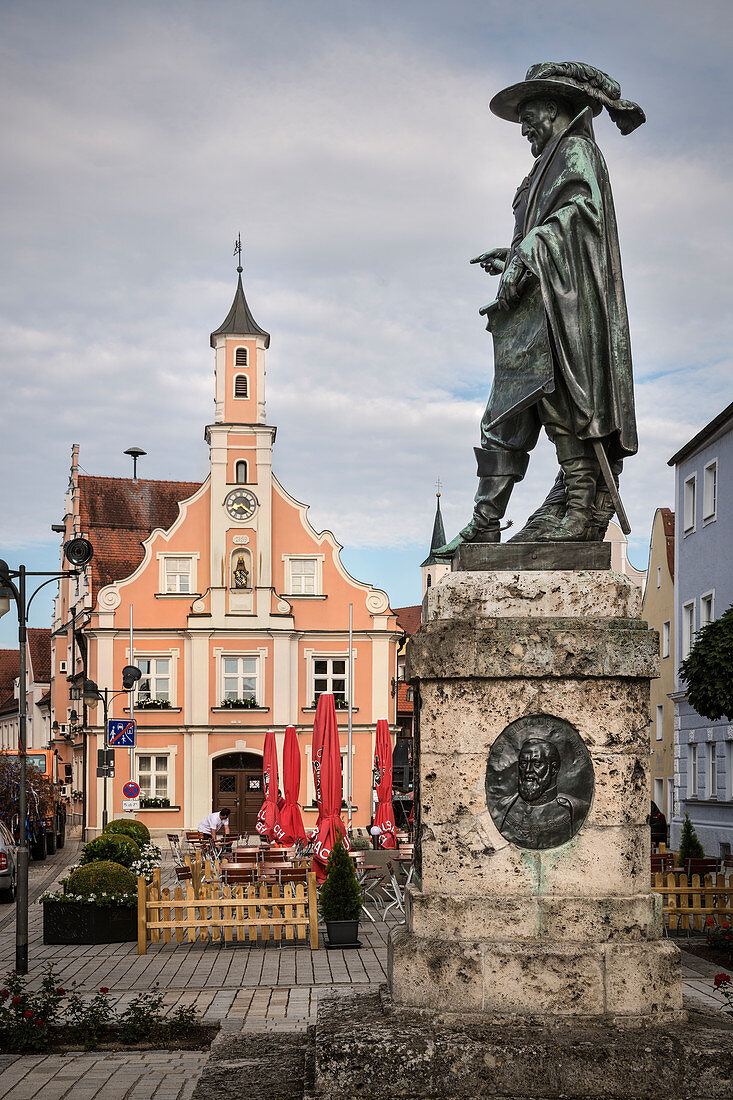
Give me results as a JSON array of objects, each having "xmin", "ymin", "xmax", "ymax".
[{"xmin": 225, "ymin": 488, "xmax": 258, "ymax": 521}]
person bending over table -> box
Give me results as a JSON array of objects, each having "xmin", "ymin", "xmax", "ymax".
[{"xmin": 197, "ymin": 807, "xmax": 232, "ymax": 852}]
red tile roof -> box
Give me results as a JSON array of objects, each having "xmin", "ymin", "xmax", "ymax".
[
  {"xmin": 393, "ymin": 605, "xmax": 421, "ymax": 635},
  {"xmin": 79, "ymin": 475, "xmax": 202, "ymax": 601},
  {"xmin": 660, "ymin": 508, "xmax": 675, "ymax": 580},
  {"xmin": 28, "ymin": 628, "xmax": 51, "ymax": 684},
  {"xmin": 0, "ymin": 648, "xmax": 19, "ymax": 713},
  {"xmin": 397, "ymin": 681, "xmax": 414, "ymax": 713}
]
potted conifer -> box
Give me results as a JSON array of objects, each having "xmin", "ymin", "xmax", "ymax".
[{"xmin": 319, "ymin": 837, "xmax": 362, "ymax": 946}]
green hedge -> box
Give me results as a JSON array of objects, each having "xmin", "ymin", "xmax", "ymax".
[
  {"xmin": 80, "ymin": 833, "xmax": 140, "ymax": 868},
  {"xmin": 103, "ymin": 818, "xmax": 151, "ymax": 846},
  {"xmin": 66, "ymin": 860, "xmax": 136, "ymax": 897}
]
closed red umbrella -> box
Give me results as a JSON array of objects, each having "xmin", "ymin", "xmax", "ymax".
[
  {"xmin": 373, "ymin": 718, "xmax": 396, "ymax": 848},
  {"xmin": 256, "ymin": 729, "xmax": 282, "ymax": 841},
  {"xmin": 280, "ymin": 724, "xmax": 306, "ymax": 844},
  {"xmin": 311, "ymin": 694, "xmax": 349, "ymax": 881}
]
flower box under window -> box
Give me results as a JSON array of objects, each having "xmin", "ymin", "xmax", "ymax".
[{"xmin": 220, "ymin": 697, "xmax": 259, "ymax": 709}]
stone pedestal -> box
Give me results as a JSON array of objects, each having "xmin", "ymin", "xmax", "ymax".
[{"xmin": 389, "ymin": 566, "xmax": 682, "ymax": 1023}]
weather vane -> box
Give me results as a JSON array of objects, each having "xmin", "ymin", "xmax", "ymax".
[
  {"xmin": 233, "ymin": 233, "xmax": 243, "ymax": 273},
  {"xmin": 436, "ymin": 477, "xmax": 442, "ymax": 499}
]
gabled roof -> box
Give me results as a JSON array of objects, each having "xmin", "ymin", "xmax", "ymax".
[
  {"xmin": 79, "ymin": 475, "xmax": 202, "ymax": 601},
  {"xmin": 396, "ymin": 681, "xmax": 413, "ymax": 713},
  {"xmin": 210, "ymin": 271, "xmax": 270, "ymax": 348},
  {"xmin": 0, "ymin": 648, "xmax": 20, "ymax": 713},
  {"xmin": 668, "ymin": 400, "xmax": 733, "ymax": 466},
  {"xmin": 27, "ymin": 628, "xmax": 51, "ymax": 684},
  {"xmin": 394, "ymin": 605, "xmax": 421, "ymax": 635},
  {"xmin": 420, "ymin": 495, "xmax": 447, "ymax": 567}
]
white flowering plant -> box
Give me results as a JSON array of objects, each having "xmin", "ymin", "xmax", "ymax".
[
  {"xmin": 130, "ymin": 843, "xmax": 162, "ymax": 883},
  {"xmin": 38, "ymin": 889, "xmax": 137, "ymax": 908}
]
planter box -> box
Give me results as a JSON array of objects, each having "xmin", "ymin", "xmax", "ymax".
[
  {"xmin": 325, "ymin": 919, "xmax": 360, "ymax": 946},
  {"xmin": 43, "ymin": 901, "xmax": 137, "ymax": 945}
]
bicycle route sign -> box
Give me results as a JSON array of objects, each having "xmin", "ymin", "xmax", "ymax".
[{"xmin": 108, "ymin": 719, "xmax": 137, "ymax": 747}]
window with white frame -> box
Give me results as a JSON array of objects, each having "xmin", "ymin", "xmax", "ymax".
[
  {"xmin": 703, "ymin": 460, "xmax": 717, "ymax": 521},
  {"xmin": 137, "ymin": 753, "xmax": 169, "ymax": 799},
  {"xmin": 662, "ymin": 620, "xmax": 671, "ymax": 659},
  {"xmin": 682, "ymin": 601, "xmax": 695, "ymax": 659},
  {"xmin": 683, "ymin": 475, "xmax": 696, "ymax": 533},
  {"xmin": 727, "ymin": 742, "xmax": 733, "ymax": 801},
  {"xmin": 234, "ymin": 374, "xmax": 248, "ymax": 398},
  {"xmin": 235, "ymin": 460, "xmax": 248, "ymax": 484},
  {"xmin": 222, "ymin": 656, "xmax": 258, "ymax": 704},
  {"xmin": 162, "ymin": 556, "xmax": 193, "ymax": 594},
  {"xmin": 689, "ymin": 742, "xmax": 698, "ymax": 798},
  {"xmin": 667, "ymin": 777, "xmax": 674, "ymax": 823},
  {"xmin": 235, "ymin": 347, "xmax": 248, "ymax": 367},
  {"xmin": 654, "ymin": 777, "xmax": 664, "ymax": 808},
  {"xmin": 288, "ymin": 557, "xmax": 319, "ymax": 595},
  {"xmin": 136, "ymin": 658, "xmax": 170, "ymax": 703},
  {"xmin": 313, "ymin": 656, "xmax": 348, "ymax": 707},
  {"xmin": 701, "ymin": 591, "xmax": 714, "ymax": 628},
  {"xmin": 708, "ymin": 741, "xmax": 718, "ymax": 799},
  {"xmin": 656, "ymin": 703, "xmax": 664, "ymax": 741}
]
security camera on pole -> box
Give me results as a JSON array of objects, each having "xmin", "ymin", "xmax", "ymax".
[{"xmin": 0, "ymin": 537, "xmax": 94, "ymax": 975}]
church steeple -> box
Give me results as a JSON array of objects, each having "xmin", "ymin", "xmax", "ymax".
[
  {"xmin": 210, "ymin": 268, "xmax": 270, "ymax": 348},
  {"xmin": 209, "ymin": 247, "xmax": 270, "ymax": 426},
  {"xmin": 420, "ymin": 485, "xmax": 450, "ymax": 598}
]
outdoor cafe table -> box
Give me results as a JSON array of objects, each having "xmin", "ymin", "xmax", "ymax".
[{"xmin": 391, "ymin": 851, "xmax": 415, "ymax": 889}]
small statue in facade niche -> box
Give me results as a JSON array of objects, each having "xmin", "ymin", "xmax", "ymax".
[
  {"xmin": 232, "ymin": 554, "xmax": 249, "ymax": 589},
  {"xmin": 437, "ymin": 62, "xmax": 645, "ymax": 555}
]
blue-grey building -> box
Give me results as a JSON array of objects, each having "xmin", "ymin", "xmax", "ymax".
[{"xmin": 669, "ymin": 400, "xmax": 733, "ymax": 854}]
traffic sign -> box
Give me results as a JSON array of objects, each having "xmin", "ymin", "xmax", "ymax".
[
  {"xmin": 123, "ymin": 781, "xmax": 140, "ymax": 799},
  {"xmin": 122, "ymin": 799, "xmax": 140, "ymax": 812},
  {"xmin": 108, "ymin": 719, "xmax": 136, "ymax": 747}
]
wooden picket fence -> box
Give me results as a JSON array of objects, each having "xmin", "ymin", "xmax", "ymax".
[
  {"xmin": 137, "ymin": 868, "xmax": 319, "ymax": 953},
  {"xmin": 651, "ymin": 871, "xmax": 733, "ymax": 932}
]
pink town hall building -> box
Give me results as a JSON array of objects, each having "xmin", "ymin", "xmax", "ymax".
[{"xmin": 50, "ymin": 268, "xmax": 401, "ymax": 837}]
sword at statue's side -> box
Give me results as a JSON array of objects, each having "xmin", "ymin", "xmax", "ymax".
[{"xmin": 591, "ymin": 438, "xmax": 630, "ymax": 536}]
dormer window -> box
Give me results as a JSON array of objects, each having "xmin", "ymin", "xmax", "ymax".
[
  {"xmin": 235, "ymin": 347, "xmax": 248, "ymax": 366},
  {"xmin": 234, "ymin": 375, "xmax": 249, "ymax": 398},
  {"xmin": 235, "ymin": 460, "xmax": 248, "ymax": 484}
]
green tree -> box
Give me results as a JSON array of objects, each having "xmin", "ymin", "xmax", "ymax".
[
  {"xmin": 319, "ymin": 838, "xmax": 362, "ymax": 922},
  {"xmin": 678, "ymin": 813, "xmax": 704, "ymax": 861},
  {"xmin": 679, "ymin": 604, "xmax": 733, "ymax": 720}
]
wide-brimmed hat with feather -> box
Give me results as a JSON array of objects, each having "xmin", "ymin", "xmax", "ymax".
[{"xmin": 490, "ymin": 61, "xmax": 645, "ymax": 135}]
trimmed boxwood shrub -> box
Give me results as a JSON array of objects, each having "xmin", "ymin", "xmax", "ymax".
[
  {"xmin": 103, "ymin": 818, "xmax": 151, "ymax": 846},
  {"xmin": 80, "ymin": 833, "xmax": 140, "ymax": 868},
  {"xmin": 319, "ymin": 838, "xmax": 362, "ymax": 922},
  {"xmin": 66, "ymin": 860, "xmax": 136, "ymax": 897},
  {"xmin": 348, "ymin": 834, "xmax": 371, "ymax": 851}
]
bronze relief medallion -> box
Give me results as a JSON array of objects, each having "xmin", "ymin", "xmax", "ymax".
[{"xmin": 485, "ymin": 713, "xmax": 594, "ymax": 850}]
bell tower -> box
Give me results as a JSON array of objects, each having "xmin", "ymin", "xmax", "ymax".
[
  {"xmin": 420, "ymin": 488, "xmax": 450, "ymax": 598},
  {"xmin": 205, "ymin": 247, "xmax": 276, "ymax": 617}
]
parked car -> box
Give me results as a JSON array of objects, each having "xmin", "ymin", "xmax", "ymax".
[
  {"xmin": 0, "ymin": 820, "xmax": 17, "ymax": 902},
  {"xmin": 650, "ymin": 801, "xmax": 667, "ymax": 845}
]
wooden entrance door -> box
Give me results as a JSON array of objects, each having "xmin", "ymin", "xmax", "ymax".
[{"xmin": 212, "ymin": 752, "xmax": 264, "ymax": 835}]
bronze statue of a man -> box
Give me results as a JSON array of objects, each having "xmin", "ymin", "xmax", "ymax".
[{"xmin": 439, "ymin": 62, "xmax": 645, "ymax": 553}]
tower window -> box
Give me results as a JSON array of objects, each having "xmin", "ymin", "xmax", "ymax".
[
  {"xmin": 234, "ymin": 375, "xmax": 248, "ymax": 398},
  {"xmin": 235, "ymin": 347, "xmax": 248, "ymax": 366},
  {"xmin": 235, "ymin": 460, "xmax": 248, "ymax": 484}
]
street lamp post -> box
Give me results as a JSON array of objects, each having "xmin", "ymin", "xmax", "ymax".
[
  {"xmin": 83, "ymin": 667, "xmax": 142, "ymax": 830},
  {"xmin": 0, "ymin": 540, "xmax": 93, "ymax": 975}
]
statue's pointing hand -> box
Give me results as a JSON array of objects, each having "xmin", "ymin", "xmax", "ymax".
[
  {"xmin": 497, "ymin": 254, "xmax": 528, "ymax": 311},
  {"xmin": 470, "ymin": 248, "xmax": 509, "ymax": 275}
]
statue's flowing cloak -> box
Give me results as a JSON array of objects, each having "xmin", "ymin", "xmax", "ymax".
[{"xmin": 512, "ymin": 109, "xmax": 638, "ymax": 460}]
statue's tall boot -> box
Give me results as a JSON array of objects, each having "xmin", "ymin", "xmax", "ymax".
[
  {"xmin": 537, "ymin": 437, "xmax": 600, "ymax": 542},
  {"xmin": 434, "ymin": 474, "xmax": 518, "ymax": 557},
  {"xmin": 508, "ymin": 470, "xmax": 566, "ymax": 542}
]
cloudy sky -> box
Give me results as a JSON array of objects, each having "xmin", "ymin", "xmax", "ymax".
[{"xmin": 1, "ymin": 0, "xmax": 731, "ymax": 644}]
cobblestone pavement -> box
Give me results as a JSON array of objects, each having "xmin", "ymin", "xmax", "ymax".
[
  {"xmin": 0, "ymin": 1051, "xmax": 206, "ymax": 1100},
  {"xmin": 0, "ymin": 848, "xmax": 729, "ymax": 1097}
]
